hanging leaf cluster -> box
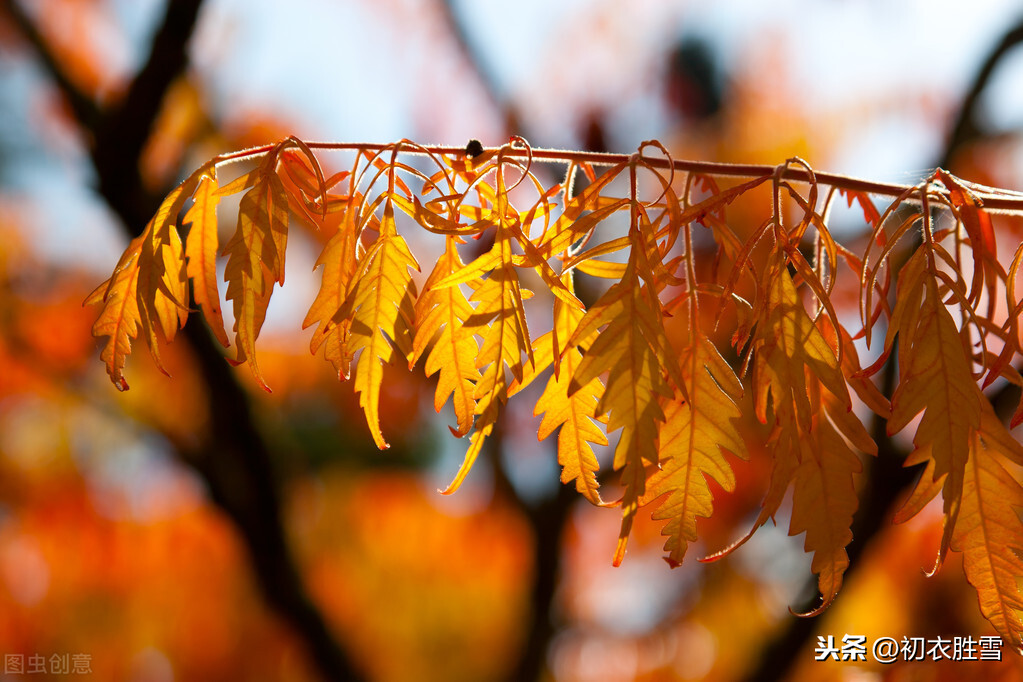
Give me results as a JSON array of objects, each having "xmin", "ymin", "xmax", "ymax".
[{"xmin": 88, "ymin": 137, "xmax": 1023, "ymax": 648}]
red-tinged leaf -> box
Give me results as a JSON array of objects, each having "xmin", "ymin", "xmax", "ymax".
[
  {"xmin": 333, "ymin": 201, "xmax": 419, "ymax": 448},
  {"xmin": 278, "ymin": 148, "xmax": 336, "ymax": 227},
  {"xmin": 183, "ymin": 171, "xmax": 230, "ymax": 348},
  {"xmin": 953, "ymin": 406, "xmax": 1023, "ymax": 650},
  {"xmin": 85, "ymin": 235, "xmax": 145, "ymax": 390},
  {"xmin": 937, "ymin": 170, "xmax": 1003, "ymax": 320},
  {"xmin": 642, "ymin": 335, "xmax": 745, "ymax": 567},
  {"xmin": 819, "ymin": 315, "xmax": 891, "ymax": 420},
  {"xmin": 938, "ymin": 170, "xmax": 998, "ymax": 260},
  {"xmin": 838, "ymin": 187, "xmax": 881, "ymax": 228},
  {"xmin": 411, "ymin": 238, "xmax": 480, "ymax": 437}
]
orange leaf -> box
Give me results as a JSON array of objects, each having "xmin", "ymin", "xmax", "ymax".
[
  {"xmin": 183, "ymin": 171, "xmax": 230, "ymax": 348},
  {"xmin": 84, "ymin": 234, "xmax": 145, "ymax": 390}
]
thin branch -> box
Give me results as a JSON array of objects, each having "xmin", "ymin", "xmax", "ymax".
[{"xmin": 211, "ymin": 140, "xmax": 1023, "ymax": 214}]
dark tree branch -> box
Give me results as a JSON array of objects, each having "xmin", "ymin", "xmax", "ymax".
[
  {"xmin": 90, "ymin": 0, "xmax": 205, "ymax": 232},
  {"xmin": 5, "ymin": 2, "xmax": 362, "ymax": 680}
]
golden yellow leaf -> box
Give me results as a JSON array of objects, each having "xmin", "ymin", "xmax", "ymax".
[
  {"xmin": 642, "ymin": 334, "xmax": 745, "ymax": 567},
  {"xmin": 411, "ymin": 238, "xmax": 480, "ymax": 437},
  {"xmin": 304, "ymin": 195, "xmax": 362, "ymax": 379},
  {"xmin": 332, "ymin": 200, "xmax": 419, "ymax": 448},
  {"xmin": 529, "ymin": 274, "xmax": 607, "ymax": 506},
  {"xmin": 569, "ymin": 224, "xmax": 676, "ymax": 566},
  {"xmin": 442, "ymin": 192, "xmax": 534, "ymax": 494},
  {"xmin": 222, "ymin": 152, "xmax": 288, "ymax": 391}
]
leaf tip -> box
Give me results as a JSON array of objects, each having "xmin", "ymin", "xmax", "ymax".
[
  {"xmin": 789, "ymin": 597, "xmax": 834, "ymax": 618},
  {"xmin": 447, "ymin": 424, "xmax": 469, "ymax": 438}
]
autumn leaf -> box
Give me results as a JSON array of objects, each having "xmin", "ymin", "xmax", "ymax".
[
  {"xmin": 221, "ymin": 152, "xmax": 288, "ymax": 391},
  {"xmin": 304, "ymin": 193, "xmax": 363, "ymax": 378},
  {"xmin": 569, "ymin": 217, "xmax": 677, "ymax": 566},
  {"xmin": 88, "ymin": 164, "xmax": 210, "ymax": 388},
  {"xmin": 443, "ymin": 253, "xmax": 531, "ymax": 493},
  {"xmin": 723, "ymin": 252, "xmax": 872, "ymax": 611},
  {"xmin": 440, "ymin": 164, "xmax": 535, "ymax": 495},
  {"xmin": 85, "ymin": 234, "xmax": 145, "ymax": 390},
  {"xmin": 133, "ymin": 165, "xmax": 213, "ymax": 374},
  {"xmin": 954, "ymin": 405, "xmax": 1023, "ymax": 650},
  {"xmin": 183, "ymin": 170, "xmax": 229, "ymax": 348},
  {"xmin": 787, "ymin": 417, "xmax": 863, "ymax": 615},
  {"xmin": 88, "ymin": 136, "xmax": 1023, "ymax": 645},
  {"xmin": 885, "ymin": 248, "xmax": 981, "ymax": 566},
  {"xmin": 522, "ymin": 273, "xmax": 607, "ymax": 506},
  {"xmin": 411, "ymin": 237, "xmax": 481, "ymax": 437},
  {"xmin": 641, "ymin": 334, "xmax": 745, "ymax": 567},
  {"xmin": 332, "ymin": 199, "xmax": 419, "ymax": 449}
]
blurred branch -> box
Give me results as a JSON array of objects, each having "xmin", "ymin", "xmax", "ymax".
[
  {"xmin": 436, "ymin": 0, "xmax": 522, "ymax": 137},
  {"xmin": 90, "ymin": 0, "xmax": 205, "ymax": 230},
  {"xmin": 486, "ymin": 419, "xmax": 576, "ymax": 682},
  {"xmin": 940, "ymin": 18, "xmax": 1023, "ymax": 169},
  {"xmin": 0, "ymin": 0, "xmax": 101, "ymax": 129},
  {"xmin": 5, "ymin": 2, "xmax": 362, "ymax": 681}
]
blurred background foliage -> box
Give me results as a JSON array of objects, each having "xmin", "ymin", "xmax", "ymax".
[{"xmin": 2, "ymin": 1, "xmax": 1023, "ymax": 680}]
